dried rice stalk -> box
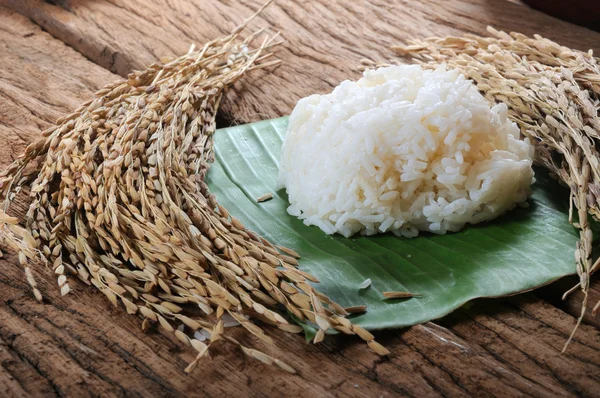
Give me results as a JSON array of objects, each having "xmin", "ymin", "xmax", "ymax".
[
  {"xmin": 0, "ymin": 4, "xmax": 386, "ymax": 372},
  {"xmin": 382, "ymin": 291, "xmax": 419, "ymax": 299},
  {"xmin": 394, "ymin": 26, "xmax": 600, "ymax": 349}
]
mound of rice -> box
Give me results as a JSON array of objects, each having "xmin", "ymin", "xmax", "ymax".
[{"xmin": 277, "ymin": 65, "xmax": 534, "ymax": 238}]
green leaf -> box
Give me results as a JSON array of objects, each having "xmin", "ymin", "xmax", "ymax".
[
  {"xmin": 289, "ymin": 315, "xmax": 318, "ymax": 342},
  {"xmin": 207, "ymin": 116, "xmax": 578, "ymax": 330}
]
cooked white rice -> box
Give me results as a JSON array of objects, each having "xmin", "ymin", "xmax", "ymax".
[{"xmin": 277, "ymin": 65, "xmax": 534, "ymax": 238}]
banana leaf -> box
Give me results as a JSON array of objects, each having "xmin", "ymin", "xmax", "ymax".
[{"xmin": 207, "ymin": 117, "xmax": 578, "ymax": 330}]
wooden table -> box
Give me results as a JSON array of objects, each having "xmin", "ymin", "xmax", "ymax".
[{"xmin": 1, "ymin": 1, "xmax": 599, "ymax": 396}]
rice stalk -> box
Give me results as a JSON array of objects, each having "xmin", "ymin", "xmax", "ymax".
[
  {"xmin": 0, "ymin": 4, "xmax": 386, "ymax": 372},
  {"xmin": 393, "ymin": 26, "xmax": 600, "ymax": 349}
]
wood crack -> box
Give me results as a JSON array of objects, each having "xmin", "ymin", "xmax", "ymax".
[
  {"xmin": 467, "ymin": 315, "xmax": 586, "ymax": 396},
  {"xmin": 0, "ymin": 315, "xmax": 65, "ymax": 397},
  {"xmin": 399, "ymin": 335, "xmax": 472, "ymax": 396},
  {"xmin": 363, "ymin": 356, "xmax": 415, "ymax": 397},
  {"xmin": 0, "ymin": 336, "xmax": 31, "ymax": 396}
]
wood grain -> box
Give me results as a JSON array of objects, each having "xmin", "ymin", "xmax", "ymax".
[
  {"xmin": 7, "ymin": 0, "xmax": 600, "ymax": 124},
  {"xmin": 537, "ymin": 276, "xmax": 600, "ymax": 329},
  {"xmin": 0, "ymin": 1, "xmax": 599, "ymax": 397}
]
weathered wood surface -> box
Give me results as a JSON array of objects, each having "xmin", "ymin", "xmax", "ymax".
[
  {"xmin": 8, "ymin": 0, "xmax": 600, "ymax": 123},
  {"xmin": 0, "ymin": 1, "xmax": 599, "ymax": 397}
]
